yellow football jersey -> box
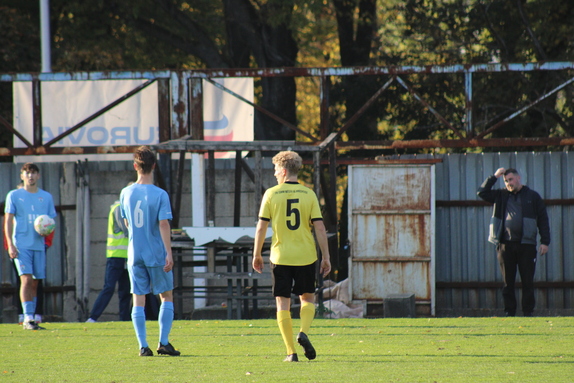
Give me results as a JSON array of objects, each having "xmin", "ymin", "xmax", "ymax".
[{"xmin": 259, "ymin": 181, "xmax": 323, "ymax": 266}]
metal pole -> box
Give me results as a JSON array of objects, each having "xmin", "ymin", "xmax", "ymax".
[
  {"xmin": 254, "ymin": 151, "xmax": 262, "ymax": 221},
  {"xmin": 190, "ymin": 153, "xmax": 207, "ymax": 309},
  {"xmin": 465, "ymin": 71, "xmax": 473, "ymax": 136},
  {"xmin": 40, "ymin": 0, "xmax": 51, "ymax": 73}
]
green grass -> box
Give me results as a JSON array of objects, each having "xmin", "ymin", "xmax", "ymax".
[{"xmin": 1, "ymin": 317, "xmax": 573, "ymax": 382}]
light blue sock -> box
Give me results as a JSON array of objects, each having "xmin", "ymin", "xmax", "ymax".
[
  {"xmin": 131, "ymin": 306, "xmax": 147, "ymax": 348},
  {"xmin": 23, "ymin": 301, "xmax": 35, "ymax": 322},
  {"xmin": 159, "ymin": 301, "xmax": 174, "ymax": 346},
  {"xmin": 32, "ymin": 297, "xmax": 37, "ymax": 314}
]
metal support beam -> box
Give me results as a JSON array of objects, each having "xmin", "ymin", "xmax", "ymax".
[
  {"xmin": 335, "ymin": 137, "xmax": 574, "ymax": 149},
  {"xmin": 154, "ymin": 140, "xmax": 320, "ymax": 152},
  {"xmin": 32, "ymin": 80, "xmax": 42, "ymax": 146},
  {"xmin": 476, "ymin": 76, "xmax": 574, "ymax": 139},
  {"xmin": 328, "ymin": 144, "xmax": 338, "ymax": 233},
  {"xmin": 4, "ymin": 136, "xmax": 574, "ymax": 157},
  {"xmin": 4, "ymin": 62, "xmax": 574, "ymax": 83},
  {"xmin": 172, "ymin": 150, "xmax": 186, "ymax": 228},
  {"xmin": 239, "ymin": 157, "xmax": 266, "ymax": 195},
  {"xmin": 319, "ymin": 76, "xmax": 330, "ymax": 139},
  {"xmin": 319, "ymin": 76, "xmax": 395, "ymax": 150},
  {"xmin": 207, "ymin": 150, "xmax": 215, "ymax": 225},
  {"xmin": 0, "ymin": 114, "xmax": 32, "ymax": 148},
  {"xmin": 396, "ymin": 76, "xmax": 464, "ymax": 139},
  {"xmin": 172, "ymin": 71, "xmax": 190, "ymax": 139},
  {"xmin": 254, "ymin": 150, "xmax": 262, "ymax": 221},
  {"xmin": 233, "ymin": 151, "xmax": 242, "ymax": 227},
  {"xmin": 313, "ymin": 151, "xmax": 320, "ymax": 199},
  {"xmin": 189, "ymin": 78, "xmax": 203, "ymax": 139},
  {"xmin": 158, "ymin": 153, "xmax": 172, "ymax": 196},
  {"xmin": 158, "ymin": 78, "xmax": 171, "ymax": 142}
]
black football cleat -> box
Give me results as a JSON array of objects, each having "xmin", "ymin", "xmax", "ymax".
[
  {"xmin": 157, "ymin": 342, "xmax": 181, "ymax": 356},
  {"xmin": 297, "ymin": 332, "xmax": 316, "ymax": 360},
  {"xmin": 139, "ymin": 347, "xmax": 153, "ymax": 356}
]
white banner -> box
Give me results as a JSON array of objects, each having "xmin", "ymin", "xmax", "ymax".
[
  {"xmin": 202, "ymin": 78, "xmax": 253, "ymax": 159},
  {"xmin": 13, "ymin": 78, "xmax": 253, "ymax": 162}
]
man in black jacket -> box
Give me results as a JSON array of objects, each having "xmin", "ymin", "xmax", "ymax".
[{"xmin": 478, "ymin": 167, "xmax": 550, "ymax": 317}]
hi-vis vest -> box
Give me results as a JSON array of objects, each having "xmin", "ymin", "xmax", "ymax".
[{"xmin": 107, "ymin": 202, "xmax": 128, "ymax": 258}]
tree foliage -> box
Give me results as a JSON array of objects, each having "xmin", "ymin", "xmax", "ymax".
[
  {"xmin": 1, "ymin": 0, "xmax": 574, "ymax": 150},
  {"xmin": 372, "ymin": 0, "xmax": 574, "ymax": 152},
  {"xmin": 0, "ymin": 4, "xmax": 41, "ymax": 157}
]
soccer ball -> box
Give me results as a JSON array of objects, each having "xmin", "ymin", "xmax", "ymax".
[{"xmin": 34, "ymin": 215, "xmax": 55, "ymax": 236}]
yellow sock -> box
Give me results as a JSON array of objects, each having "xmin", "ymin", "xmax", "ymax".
[
  {"xmin": 277, "ymin": 310, "xmax": 296, "ymax": 355},
  {"xmin": 299, "ymin": 301, "xmax": 316, "ymax": 334}
]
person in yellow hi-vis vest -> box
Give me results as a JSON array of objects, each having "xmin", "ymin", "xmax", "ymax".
[{"xmin": 86, "ymin": 200, "xmax": 131, "ymax": 322}]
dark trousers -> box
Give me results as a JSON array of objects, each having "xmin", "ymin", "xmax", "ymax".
[
  {"xmin": 497, "ymin": 242, "xmax": 537, "ymax": 315},
  {"xmin": 89, "ymin": 257, "xmax": 131, "ymax": 321}
]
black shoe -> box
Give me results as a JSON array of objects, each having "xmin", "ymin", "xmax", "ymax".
[
  {"xmin": 297, "ymin": 332, "xmax": 316, "ymax": 360},
  {"xmin": 23, "ymin": 320, "xmax": 45, "ymax": 330},
  {"xmin": 139, "ymin": 347, "xmax": 153, "ymax": 356},
  {"xmin": 157, "ymin": 342, "xmax": 181, "ymax": 356},
  {"xmin": 284, "ymin": 353, "xmax": 298, "ymax": 362}
]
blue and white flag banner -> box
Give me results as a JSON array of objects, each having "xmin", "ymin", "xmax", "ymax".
[{"xmin": 202, "ymin": 77, "xmax": 254, "ymax": 159}]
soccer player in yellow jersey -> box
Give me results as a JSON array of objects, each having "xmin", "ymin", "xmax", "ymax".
[{"xmin": 252, "ymin": 151, "xmax": 331, "ymax": 362}]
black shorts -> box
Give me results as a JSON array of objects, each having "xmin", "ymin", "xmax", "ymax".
[{"xmin": 271, "ymin": 262, "xmax": 317, "ymax": 298}]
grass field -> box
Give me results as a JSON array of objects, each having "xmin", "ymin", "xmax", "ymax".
[{"xmin": 1, "ymin": 317, "xmax": 573, "ymax": 382}]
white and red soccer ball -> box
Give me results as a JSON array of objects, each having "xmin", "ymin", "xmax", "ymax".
[{"xmin": 34, "ymin": 215, "xmax": 55, "ymax": 236}]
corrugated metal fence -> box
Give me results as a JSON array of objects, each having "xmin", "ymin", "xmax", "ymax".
[{"xmin": 394, "ymin": 152, "xmax": 574, "ymax": 316}]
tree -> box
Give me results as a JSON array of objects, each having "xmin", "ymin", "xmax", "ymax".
[
  {"xmin": 2, "ymin": 0, "xmax": 574, "ymax": 147},
  {"xmin": 332, "ymin": 0, "xmax": 380, "ymax": 142},
  {"xmin": 0, "ymin": 3, "xmax": 41, "ymax": 158},
  {"xmin": 47, "ymin": 0, "xmax": 299, "ymax": 140},
  {"xmin": 377, "ymin": 0, "xmax": 574, "ymax": 151}
]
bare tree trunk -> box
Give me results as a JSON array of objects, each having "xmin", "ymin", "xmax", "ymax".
[{"xmin": 333, "ymin": 0, "xmax": 379, "ymax": 141}]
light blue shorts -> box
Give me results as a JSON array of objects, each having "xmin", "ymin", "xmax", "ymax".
[
  {"xmin": 128, "ymin": 264, "xmax": 173, "ymax": 295},
  {"xmin": 14, "ymin": 249, "xmax": 46, "ymax": 279}
]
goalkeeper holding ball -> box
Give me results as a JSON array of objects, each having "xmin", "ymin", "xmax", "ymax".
[{"xmin": 4, "ymin": 163, "xmax": 56, "ymax": 330}]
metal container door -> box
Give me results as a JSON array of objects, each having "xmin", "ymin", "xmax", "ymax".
[{"xmin": 348, "ymin": 165, "xmax": 435, "ymax": 316}]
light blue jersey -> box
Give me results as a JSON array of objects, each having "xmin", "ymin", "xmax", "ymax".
[
  {"xmin": 120, "ymin": 184, "xmax": 172, "ymax": 267},
  {"xmin": 5, "ymin": 188, "xmax": 56, "ymax": 251}
]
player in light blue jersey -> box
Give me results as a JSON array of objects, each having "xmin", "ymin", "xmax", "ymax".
[
  {"xmin": 120, "ymin": 146, "xmax": 180, "ymax": 357},
  {"xmin": 4, "ymin": 163, "xmax": 56, "ymax": 330}
]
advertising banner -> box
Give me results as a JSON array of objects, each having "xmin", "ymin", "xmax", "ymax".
[
  {"xmin": 13, "ymin": 77, "xmax": 253, "ymax": 162},
  {"xmin": 202, "ymin": 78, "xmax": 253, "ymax": 159}
]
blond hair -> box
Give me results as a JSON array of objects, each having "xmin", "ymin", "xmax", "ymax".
[{"xmin": 272, "ymin": 151, "xmax": 302, "ymax": 177}]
